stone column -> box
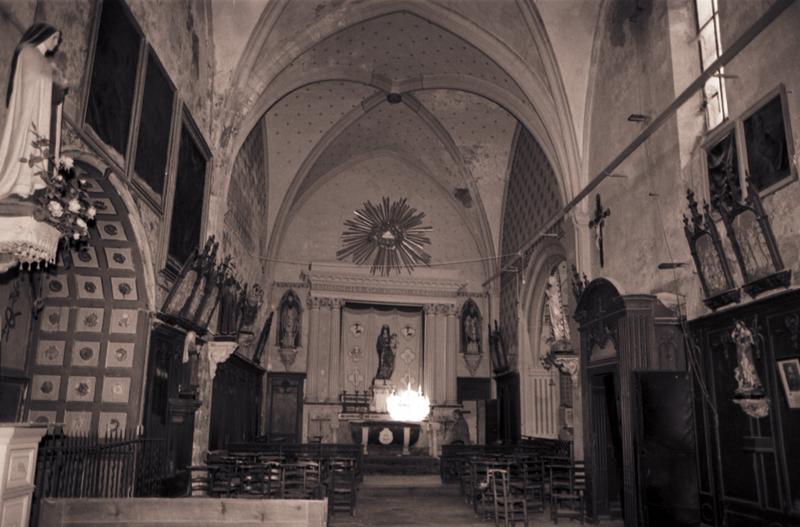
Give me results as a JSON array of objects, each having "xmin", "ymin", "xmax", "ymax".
[
  {"xmin": 306, "ymin": 297, "xmax": 321, "ymax": 401},
  {"xmin": 328, "ymin": 299, "xmax": 343, "ymax": 402},
  {"xmin": 445, "ymin": 304, "xmax": 458, "ymax": 405},
  {"xmin": 434, "ymin": 304, "xmax": 449, "ymax": 404},
  {"xmin": 316, "ymin": 299, "xmax": 333, "ymax": 400},
  {"xmin": 423, "ymin": 304, "xmax": 437, "ymax": 404}
]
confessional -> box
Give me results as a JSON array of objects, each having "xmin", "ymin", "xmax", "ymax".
[{"xmin": 575, "ymin": 279, "xmax": 697, "ymax": 526}]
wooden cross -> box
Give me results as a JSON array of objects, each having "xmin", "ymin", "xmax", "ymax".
[{"xmin": 588, "ymin": 194, "xmax": 611, "ymax": 267}]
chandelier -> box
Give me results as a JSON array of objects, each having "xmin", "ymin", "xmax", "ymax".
[
  {"xmin": 386, "ymin": 383, "xmax": 430, "ymax": 422},
  {"xmin": 336, "ymin": 197, "xmax": 432, "ymax": 276}
]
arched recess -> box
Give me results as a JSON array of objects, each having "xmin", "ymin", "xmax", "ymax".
[
  {"xmin": 517, "ymin": 240, "xmax": 568, "ymax": 439},
  {"xmin": 25, "ymin": 160, "xmax": 152, "ymax": 435},
  {"xmin": 214, "ymin": 1, "xmax": 581, "ymax": 240}
]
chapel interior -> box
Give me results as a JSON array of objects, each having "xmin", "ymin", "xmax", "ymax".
[{"xmin": 0, "ymin": 1, "xmax": 799, "ymax": 526}]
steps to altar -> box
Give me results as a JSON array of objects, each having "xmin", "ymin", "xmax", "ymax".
[{"xmin": 362, "ymin": 453, "xmax": 439, "ymax": 476}]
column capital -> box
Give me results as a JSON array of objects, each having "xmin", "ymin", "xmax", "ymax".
[
  {"xmin": 307, "ymin": 296, "xmax": 322, "ymax": 309},
  {"xmin": 424, "ymin": 303, "xmax": 437, "ymax": 315}
]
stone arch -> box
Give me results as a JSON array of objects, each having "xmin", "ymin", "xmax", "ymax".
[
  {"xmin": 25, "ymin": 160, "xmax": 152, "ymax": 435},
  {"xmin": 517, "ymin": 241, "xmax": 569, "ymax": 439}
]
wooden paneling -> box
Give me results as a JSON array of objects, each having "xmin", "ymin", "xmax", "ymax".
[
  {"xmin": 38, "ymin": 497, "xmax": 327, "ymax": 527},
  {"xmin": 691, "ymin": 289, "xmax": 800, "ymax": 526}
]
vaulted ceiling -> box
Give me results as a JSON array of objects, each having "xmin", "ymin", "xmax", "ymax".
[{"xmin": 209, "ymin": 0, "xmax": 603, "ymax": 282}]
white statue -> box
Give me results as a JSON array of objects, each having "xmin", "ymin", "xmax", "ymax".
[
  {"xmin": 0, "ymin": 24, "xmax": 63, "ymax": 200},
  {"xmin": 545, "ymin": 273, "xmax": 569, "ymax": 344}
]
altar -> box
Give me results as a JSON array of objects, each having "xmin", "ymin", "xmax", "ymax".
[
  {"xmin": 349, "ymin": 420, "xmax": 422, "ymax": 455},
  {"xmin": 270, "ymin": 263, "xmax": 491, "ymax": 451}
]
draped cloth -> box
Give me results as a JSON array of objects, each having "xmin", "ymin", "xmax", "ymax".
[{"xmin": 0, "ymin": 45, "xmax": 53, "ymax": 200}]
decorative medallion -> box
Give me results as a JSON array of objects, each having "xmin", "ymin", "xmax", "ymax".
[
  {"xmin": 400, "ymin": 347, "xmax": 415, "ymax": 364},
  {"xmin": 400, "ymin": 371, "xmax": 418, "ymax": 387},
  {"xmin": 378, "ymin": 427, "xmax": 394, "ymax": 445},
  {"xmin": 401, "ymin": 325, "xmax": 416, "ymax": 340},
  {"xmin": 349, "ymin": 322, "xmax": 364, "ymax": 338},
  {"xmin": 349, "ymin": 345, "xmax": 363, "ymax": 362},
  {"xmin": 346, "ymin": 368, "xmax": 365, "ymax": 390},
  {"xmin": 336, "ymin": 197, "xmax": 433, "ymax": 276}
]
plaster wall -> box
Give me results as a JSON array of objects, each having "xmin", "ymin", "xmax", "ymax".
[
  {"xmin": 585, "ymin": 0, "xmax": 688, "ymax": 305},
  {"xmin": 274, "ymin": 154, "xmax": 486, "ymax": 288},
  {"xmin": 584, "ymin": 0, "xmax": 800, "ymax": 320}
]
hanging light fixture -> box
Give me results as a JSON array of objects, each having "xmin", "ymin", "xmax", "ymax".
[{"xmin": 386, "ymin": 383, "xmax": 430, "ymax": 422}]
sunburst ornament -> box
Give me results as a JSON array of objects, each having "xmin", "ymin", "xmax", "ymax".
[{"xmin": 337, "ymin": 197, "xmax": 433, "ymax": 276}]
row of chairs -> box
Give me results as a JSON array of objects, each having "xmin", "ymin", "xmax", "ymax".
[
  {"xmin": 455, "ymin": 453, "xmax": 585, "ymax": 526},
  {"xmin": 187, "ymin": 452, "xmax": 359, "ymax": 516}
]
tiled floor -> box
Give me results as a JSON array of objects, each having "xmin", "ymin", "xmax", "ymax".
[{"xmin": 329, "ymin": 475, "xmax": 622, "ymax": 527}]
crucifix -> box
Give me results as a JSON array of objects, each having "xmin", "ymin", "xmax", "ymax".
[{"xmin": 588, "ymin": 194, "xmax": 611, "ymax": 267}]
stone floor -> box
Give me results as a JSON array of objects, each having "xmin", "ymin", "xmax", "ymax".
[{"xmin": 329, "ymin": 475, "xmax": 624, "ymax": 527}]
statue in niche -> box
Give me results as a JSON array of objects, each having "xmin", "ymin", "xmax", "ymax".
[
  {"xmin": 461, "ymin": 302, "xmax": 481, "ymax": 355},
  {"xmin": 216, "ymin": 256, "xmax": 241, "ymax": 336},
  {"xmin": 278, "ymin": 291, "xmax": 301, "ymax": 349},
  {"xmin": 0, "ymin": 23, "xmax": 65, "ymax": 201},
  {"xmin": 237, "ymin": 283, "xmax": 263, "ymax": 354},
  {"xmin": 238, "ymin": 284, "xmax": 263, "ymax": 336},
  {"xmin": 732, "ymin": 320, "xmax": 766, "ymax": 399},
  {"xmin": 545, "ymin": 272, "xmax": 570, "ymax": 346},
  {"xmin": 374, "ymin": 324, "xmax": 397, "ymax": 383}
]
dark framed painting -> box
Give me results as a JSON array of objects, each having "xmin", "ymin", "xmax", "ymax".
[
  {"xmin": 132, "ymin": 46, "xmax": 177, "ymax": 205},
  {"xmin": 166, "ymin": 109, "xmax": 211, "ymax": 271},
  {"xmin": 743, "ymin": 88, "xmax": 794, "ymax": 193},
  {"xmin": 777, "ymin": 358, "xmax": 800, "ymax": 409},
  {"xmin": 706, "ymin": 127, "xmax": 741, "ymax": 211},
  {"xmin": 84, "ymin": 0, "xmax": 143, "ymax": 158}
]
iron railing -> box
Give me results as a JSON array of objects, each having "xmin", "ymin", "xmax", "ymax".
[{"xmin": 31, "ymin": 429, "xmax": 167, "ymax": 524}]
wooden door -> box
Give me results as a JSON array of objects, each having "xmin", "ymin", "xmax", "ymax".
[
  {"xmin": 209, "ymin": 354, "xmax": 263, "ymax": 449},
  {"xmin": 634, "ymin": 371, "xmax": 699, "ymax": 527},
  {"xmin": 266, "ymin": 373, "xmax": 304, "ymax": 443},
  {"xmin": 142, "ymin": 325, "xmax": 199, "ymax": 495}
]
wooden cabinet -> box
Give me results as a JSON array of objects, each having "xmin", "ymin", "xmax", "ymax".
[{"xmin": 691, "ymin": 289, "xmax": 800, "ymax": 527}]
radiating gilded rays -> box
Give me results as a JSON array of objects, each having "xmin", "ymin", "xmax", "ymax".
[{"xmin": 336, "ymin": 197, "xmax": 432, "ymax": 276}]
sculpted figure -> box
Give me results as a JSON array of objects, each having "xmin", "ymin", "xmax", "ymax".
[
  {"xmin": 279, "ymin": 293, "xmax": 301, "ymax": 349},
  {"xmin": 374, "ymin": 324, "xmax": 395, "ymax": 381},
  {"xmin": 0, "ymin": 24, "xmax": 63, "ymax": 200}
]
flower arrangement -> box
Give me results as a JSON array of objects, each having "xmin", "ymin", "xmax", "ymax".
[{"xmin": 22, "ymin": 126, "xmax": 96, "ymax": 243}]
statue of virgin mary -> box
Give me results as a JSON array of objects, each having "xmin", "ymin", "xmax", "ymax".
[{"xmin": 0, "ymin": 23, "xmax": 63, "ymax": 201}]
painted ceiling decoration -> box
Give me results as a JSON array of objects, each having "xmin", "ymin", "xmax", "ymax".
[{"xmin": 337, "ymin": 197, "xmax": 432, "ymax": 276}]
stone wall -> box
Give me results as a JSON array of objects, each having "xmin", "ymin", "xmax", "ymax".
[{"xmin": 584, "ymin": 0, "xmax": 800, "ymax": 320}]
